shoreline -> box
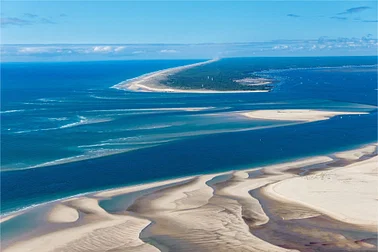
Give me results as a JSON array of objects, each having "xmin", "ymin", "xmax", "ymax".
[
  {"xmin": 112, "ymin": 58, "xmax": 270, "ymax": 93},
  {"xmin": 1, "ymin": 141, "xmax": 376, "ymax": 220},
  {"xmin": 2, "ymin": 143, "xmax": 378, "ymax": 251}
]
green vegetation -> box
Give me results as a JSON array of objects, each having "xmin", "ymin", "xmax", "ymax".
[
  {"xmin": 160, "ymin": 56, "xmax": 378, "ymax": 91},
  {"xmin": 161, "ymin": 58, "xmax": 275, "ymax": 91}
]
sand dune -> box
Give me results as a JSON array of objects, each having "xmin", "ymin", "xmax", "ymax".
[
  {"xmin": 48, "ymin": 204, "xmax": 79, "ymax": 223},
  {"xmin": 129, "ymin": 173, "xmax": 295, "ymax": 252},
  {"xmin": 3, "ymin": 144, "xmax": 377, "ymax": 252},
  {"xmin": 241, "ymin": 109, "xmax": 368, "ymax": 122},
  {"xmin": 129, "ymin": 175, "xmax": 216, "ymax": 213},
  {"xmin": 4, "ymin": 198, "xmax": 158, "ymax": 252}
]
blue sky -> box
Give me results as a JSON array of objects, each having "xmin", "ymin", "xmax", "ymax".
[{"xmin": 1, "ymin": 1, "xmax": 377, "ymax": 61}]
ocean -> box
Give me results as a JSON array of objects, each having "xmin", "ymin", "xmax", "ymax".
[{"xmin": 1, "ymin": 56, "xmax": 377, "ymax": 216}]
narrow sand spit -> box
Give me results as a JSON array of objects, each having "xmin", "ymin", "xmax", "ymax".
[
  {"xmin": 334, "ymin": 144, "xmax": 377, "ymax": 160},
  {"xmin": 113, "ymin": 58, "xmax": 218, "ymax": 92},
  {"xmin": 241, "ymin": 109, "xmax": 368, "ymax": 122},
  {"xmin": 3, "ymin": 144, "xmax": 377, "ymax": 252},
  {"xmin": 95, "ymin": 176, "xmax": 195, "ymax": 198},
  {"xmin": 113, "ymin": 58, "xmax": 269, "ymax": 93}
]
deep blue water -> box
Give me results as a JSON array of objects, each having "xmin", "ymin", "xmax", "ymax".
[{"xmin": 1, "ymin": 56, "xmax": 377, "ymax": 215}]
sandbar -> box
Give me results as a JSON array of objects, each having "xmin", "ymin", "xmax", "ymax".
[{"xmin": 241, "ymin": 109, "xmax": 368, "ymax": 122}]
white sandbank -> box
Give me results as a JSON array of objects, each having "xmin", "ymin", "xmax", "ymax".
[
  {"xmin": 241, "ymin": 109, "xmax": 368, "ymax": 122},
  {"xmin": 264, "ymin": 155, "xmax": 378, "ymax": 229},
  {"xmin": 334, "ymin": 144, "xmax": 377, "ymax": 160}
]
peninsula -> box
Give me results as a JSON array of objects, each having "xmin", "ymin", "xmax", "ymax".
[{"xmin": 113, "ymin": 58, "xmax": 274, "ymax": 93}]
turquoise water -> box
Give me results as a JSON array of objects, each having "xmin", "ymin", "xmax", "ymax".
[{"xmin": 1, "ymin": 56, "xmax": 377, "ymax": 218}]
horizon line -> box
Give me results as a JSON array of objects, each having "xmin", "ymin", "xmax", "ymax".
[{"xmin": 2, "ymin": 55, "xmax": 378, "ymax": 63}]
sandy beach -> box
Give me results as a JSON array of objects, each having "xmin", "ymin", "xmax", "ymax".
[
  {"xmin": 112, "ymin": 58, "xmax": 269, "ymax": 93},
  {"xmin": 2, "ymin": 143, "xmax": 377, "ymax": 252},
  {"xmin": 264, "ymin": 156, "xmax": 378, "ymax": 229}
]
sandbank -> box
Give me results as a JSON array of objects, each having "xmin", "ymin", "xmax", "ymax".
[
  {"xmin": 241, "ymin": 109, "xmax": 368, "ymax": 122},
  {"xmin": 263, "ymin": 155, "xmax": 378, "ymax": 229}
]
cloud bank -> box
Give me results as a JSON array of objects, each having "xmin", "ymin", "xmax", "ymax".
[
  {"xmin": 1, "ymin": 35, "xmax": 377, "ymax": 62},
  {"xmin": 1, "ymin": 13, "xmax": 57, "ymax": 27},
  {"xmin": 1, "ymin": 17, "xmax": 31, "ymax": 26}
]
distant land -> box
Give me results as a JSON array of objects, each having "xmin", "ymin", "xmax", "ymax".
[
  {"xmin": 115, "ymin": 56, "xmax": 378, "ymax": 93},
  {"xmin": 161, "ymin": 58, "xmax": 274, "ymax": 92}
]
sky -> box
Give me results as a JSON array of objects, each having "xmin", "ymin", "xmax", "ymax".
[{"xmin": 1, "ymin": 1, "xmax": 377, "ymax": 61}]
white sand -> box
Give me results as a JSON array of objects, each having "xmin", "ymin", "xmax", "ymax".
[
  {"xmin": 241, "ymin": 109, "xmax": 368, "ymax": 122},
  {"xmin": 47, "ymin": 204, "xmax": 79, "ymax": 223},
  {"xmin": 264, "ymin": 156, "xmax": 378, "ymax": 229},
  {"xmin": 334, "ymin": 144, "xmax": 377, "ymax": 160},
  {"xmin": 95, "ymin": 176, "xmax": 195, "ymax": 198},
  {"xmin": 136, "ymin": 175, "xmax": 217, "ymax": 213},
  {"xmin": 259, "ymin": 156, "xmax": 333, "ymax": 175},
  {"xmin": 130, "ymin": 172, "xmax": 296, "ymax": 252},
  {"xmin": 4, "ymin": 198, "xmax": 159, "ymax": 252}
]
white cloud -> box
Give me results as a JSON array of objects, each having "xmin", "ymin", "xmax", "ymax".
[
  {"xmin": 18, "ymin": 47, "xmax": 53, "ymax": 54},
  {"xmin": 2, "ymin": 37, "xmax": 377, "ymax": 61},
  {"xmin": 114, "ymin": 46, "xmax": 126, "ymax": 52},
  {"xmin": 90, "ymin": 46, "xmax": 127, "ymax": 53},
  {"xmin": 92, "ymin": 46, "xmax": 113, "ymax": 53},
  {"xmin": 272, "ymin": 45, "xmax": 289, "ymax": 50},
  {"xmin": 159, "ymin": 49, "xmax": 178, "ymax": 53}
]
